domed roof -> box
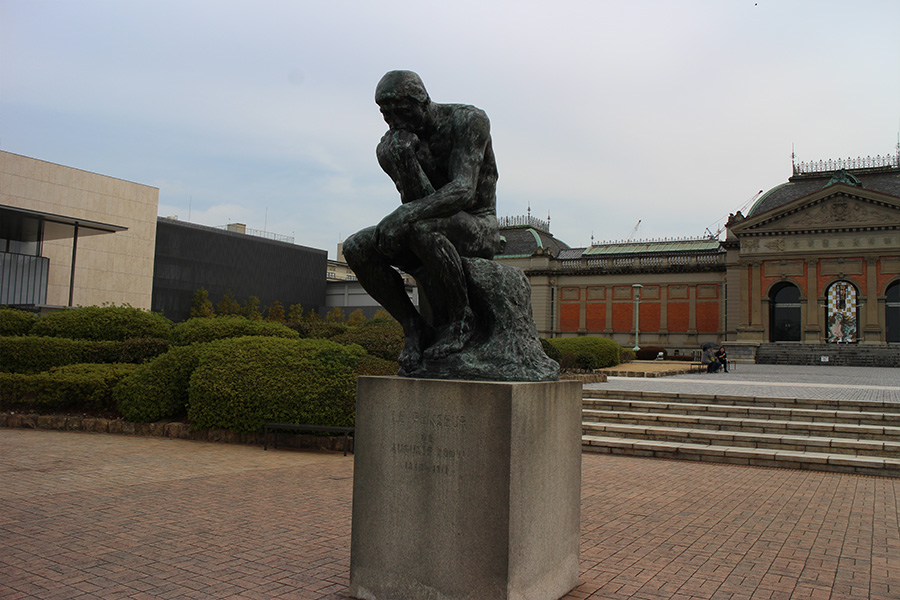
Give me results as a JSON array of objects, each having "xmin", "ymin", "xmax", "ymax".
[
  {"xmin": 496, "ymin": 215, "xmax": 570, "ymax": 257},
  {"xmin": 748, "ymin": 164, "xmax": 900, "ymax": 217}
]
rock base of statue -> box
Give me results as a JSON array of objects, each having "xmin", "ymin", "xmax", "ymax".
[
  {"xmin": 349, "ymin": 376, "xmax": 582, "ymax": 600},
  {"xmin": 402, "ymin": 258, "xmax": 559, "ymax": 382}
]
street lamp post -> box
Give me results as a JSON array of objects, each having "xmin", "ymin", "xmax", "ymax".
[{"xmin": 632, "ymin": 284, "xmax": 643, "ymax": 352}]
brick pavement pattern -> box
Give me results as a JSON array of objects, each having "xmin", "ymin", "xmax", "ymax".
[{"xmin": 2, "ymin": 429, "xmax": 898, "ymax": 600}]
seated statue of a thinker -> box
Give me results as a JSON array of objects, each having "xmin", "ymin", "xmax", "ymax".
[{"xmin": 343, "ymin": 70, "xmax": 503, "ymax": 375}]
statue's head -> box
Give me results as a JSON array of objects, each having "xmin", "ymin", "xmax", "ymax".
[{"xmin": 376, "ymin": 70, "xmax": 430, "ymax": 133}]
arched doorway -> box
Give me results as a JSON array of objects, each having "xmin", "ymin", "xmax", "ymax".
[
  {"xmin": 887, "ymin": 281, "xmax": 900, "ymax": 343},
  {"xmin": 769, "ymin": 282, "xmax": 801, "ymax": 342},
  {"xmin": 826, "ymin": 281, "xmax": 858, "ymax": 343}
]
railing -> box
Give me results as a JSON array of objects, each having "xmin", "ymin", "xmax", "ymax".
[
  {"xmin": 556, "ymin": 253, "xmax": 724, "ymax": 271},
  {"xmin": 498, "ymin": 215, "xmax": 550, "ymax": 232},
  {"xmin": 792, "ymin": 154, "xmax": 899, "ymax": 175},
  {"xmin": 1, "ymin": 252, "xmax": 49, "ymax": 305},
  {"xmin": 216, "ymin": 225, "xmax": 294, "ymax": 244}
]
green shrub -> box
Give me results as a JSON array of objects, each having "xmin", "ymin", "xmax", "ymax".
[
  {"xmin": 106, "ymin": 338, "xmax": 171, "ymax": 363},
  {"xmin": 540, "ymin": 338, "xmax": 562, "ymax": 362},
  {"xmin": 296, "ymin": 337, "xmax": 367, "ymax": 368},
  {"xmin": 188, "ymin": 337, "xmax": 358, "ymax": 433},
  {"xmin": 1, "ymin": 336, "xmax": 170, "ymax": 374},
  {"xmin": 330, "ymin": 318, "xmax": 404, "ymax": 362},
  {"xmin": 1, "ymin": 363, "xmax": 138, "ymax": 412},
  {"xmin": 0, "ymin": 307, "xmax": 38, "ymax": 336},
  {"xmin": 298, "ymin": 319, "xmax": 350, "ymax": 339},
  {"xmin": 619, "ymin": 347, "xmax": 636, "ymax": 364},
  {"xmin": 547, "ymin": 336, "xmax": 622, "ymax": 370},
  {"xmin": 114, "ymin": 345, "xmax": 202, "ymax": 422},
  {"xmin": 354, "ymin": 354, "xmax": 400, "ymax": 376},
  {"xmin": 30, "ymin": 305, "xmax": 172, "ymax": 341},
  {"xmin": 171, "ymin": 316, "xmax": 299, "ymax": 345},
  {"xmin": 1, "ymin": 336, "xmax": 89, "ymax": 373}
]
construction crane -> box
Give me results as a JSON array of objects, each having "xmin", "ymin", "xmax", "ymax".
[
  {"xmin": 626, "ymin": 220, "xmax": 641, "ymax": 241},
  {"xmin": 703, "ymin": 190, "xmax": 763, "ymax": 240}
]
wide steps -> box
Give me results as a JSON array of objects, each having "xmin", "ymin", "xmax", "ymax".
[
  {"xmin": 581, "ymin": 391, "xmax": 900, "ymax": 477},
  {"xmin": 582, "ymin": 408, "xmax": 900, "ymax": 442},
  {"xmin": 582, "ymin": 422, "xmax": 900, "ymax": 457},
  {"xmin": 582, "ymin": 435, "xmax": 900, "ymax": 478}
]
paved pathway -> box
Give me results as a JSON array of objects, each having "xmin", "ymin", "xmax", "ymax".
[
  {"xmin": 587, "ymin": 364, "xmax": 900, "ymax": 403},
  {"xmin": 2, "ymin": 427, "xmax": 898, "ymax": 600}
]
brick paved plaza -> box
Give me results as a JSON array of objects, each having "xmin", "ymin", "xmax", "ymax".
[{"xmin": 2, "ymin": 424, "xmax": 898, "ymax": 600}]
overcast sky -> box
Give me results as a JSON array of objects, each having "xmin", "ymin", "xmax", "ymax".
[{"xmin": 3, "ymin": 0, "xmax": 899, "ymax": 257}]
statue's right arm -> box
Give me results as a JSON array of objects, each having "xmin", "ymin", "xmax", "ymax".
[{"xmin": 377, "ymin": 131, "xmax": 435, "ymax": 203}]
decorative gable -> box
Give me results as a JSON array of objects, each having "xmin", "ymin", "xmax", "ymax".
[{"xmin": 731, "ymin": 184, "xmax": 900, "ymax": 236}]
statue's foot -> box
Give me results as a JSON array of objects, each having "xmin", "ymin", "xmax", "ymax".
[
  {"xmin": 398, "ymin": 336, "xmax": 424, "ymax": 374},
  {"xmin": 423, "ymin": 309, "xmax": 474, "ymax": 361}
]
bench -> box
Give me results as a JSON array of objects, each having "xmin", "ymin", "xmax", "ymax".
[{"xmin": 263, "ymin": 423, "xmax": 354, "ymax": 456}]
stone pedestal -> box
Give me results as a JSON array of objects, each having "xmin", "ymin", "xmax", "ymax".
[{"xmin": 349, "ymin": 377, "xmax": 582, "ymax": 600}]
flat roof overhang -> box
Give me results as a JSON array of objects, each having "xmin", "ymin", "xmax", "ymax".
[{"xmin": 0, "ymin": 205, "xmax": 128, "ymax": 234}]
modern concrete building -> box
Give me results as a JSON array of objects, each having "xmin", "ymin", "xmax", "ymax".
[
  {"xmin": 0, "ymin": 151, "xmax": 159, "ymax": 311},
  {"xmin": 152, "ymin": 218, "xmax": 327, "ymax": 322}
]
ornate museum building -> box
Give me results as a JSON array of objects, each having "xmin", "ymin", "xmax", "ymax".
[{"xmin": 497, "ymin": 154, "xmax": 900, "ymax": 364}]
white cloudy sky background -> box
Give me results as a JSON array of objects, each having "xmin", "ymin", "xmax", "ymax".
[{"xmin": 2, "ymin": 0, "xmax": 899, "ymax": 257}]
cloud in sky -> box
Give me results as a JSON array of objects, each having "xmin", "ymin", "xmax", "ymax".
[{"xmin": 2, "ymin": 0, "xmax": 899, "ymax": 256}]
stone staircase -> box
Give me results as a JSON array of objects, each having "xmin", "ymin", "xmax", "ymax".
[
  {"xmin": 582, "ymin": 389, "xmax": 900, "ymax": 477},
  {"xmin": 755, "ymin": 343, "xmax": 900, "ymax": 367}
]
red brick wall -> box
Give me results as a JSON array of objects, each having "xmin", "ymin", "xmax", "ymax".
[
  {"xmin": 612, "ymin": 303, "xmax": 633, "ymax": 332},
  {"xmin": 585, "ymin": 303, "xmax": 605, "ymax": 331},
  {"xmin": 696, "ymin": 302, "xmax": 719, "ymax": 333},
  {"xmin": 639, "ymin": 303, "xmax": 661, "ymax": 332},
  {"xmin": 668, "ymin": 303, "xmax": 690, "ymax": 332},
  {"xmin": 560, "ymin": 303, "xmax": 580, "ymax": 332}
]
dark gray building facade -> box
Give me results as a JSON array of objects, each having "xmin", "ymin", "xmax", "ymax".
[{"xmin": 152, "ymin": 218, "xmax": 327, "ymax": 322}]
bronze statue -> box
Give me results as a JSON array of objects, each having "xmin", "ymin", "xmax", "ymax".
[
  {"xmin": 343, "ymin": 71, "xmax": 502, "ymax": 374},
  {"xmin": 344, "ymin": 71, "xmax": 558, "ymax": 381}
]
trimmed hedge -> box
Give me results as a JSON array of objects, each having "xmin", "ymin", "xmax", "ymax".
[
  {"xmin": 297, "ymin": 320, "xmax": 350, "ymax": 339},
  {"xmin": 30, "ymin": 305, "xmax": 172, "ymax": 341},
  {"xmin": 547, "ymin": 336, "xmax": 623, "ymax": 370},
  {"xmin": 171, "ymin": 316, "xmax": 299, "ymax": 345},
  {"xmin": 330, "ymin": 318, "xmax": 404, "ymax": 362},
  {"xmin": 0, "ymin": 336, "xmax": 170, "ymax": 374},
  {"xmin": 0, "ymin": 307, "xmax": 38, "ymax": 336},
  {"xmin": 1, "ymin": 363, "xmax": 139, "ymax": 413},
  {"xmin": 540, "ymin": 338, "xmax": 562, "ymax": 362},
  {"xmin": 114, "ymin": 345, "xmax": 202, "ymax": 422},
  {"xmin": 187, "ymin": 337, "xmax": 360, "ymax": 433},
  {"xmin": 114, "ymin": 337, "xmax": 397, "ymax": 426}
]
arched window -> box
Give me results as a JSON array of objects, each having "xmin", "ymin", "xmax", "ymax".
[
  {"xmin": 826, "ymin": 281, "xmax": 858, "ymax": 343},
  {"xmin": 887, "ymin": 281, "xmax": 900, "ymax": 343},
  {"xmin": 769, "ymin": 282, "xmax": 801, "ymax": 342}
]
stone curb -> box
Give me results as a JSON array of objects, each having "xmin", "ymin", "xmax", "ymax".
[
  {"xmin": 0, "ymin": 412, "xmax": 352, "ymax": 453},
  {"xmin": 560, "ymin": 373, "xmax": 607, "ymax": 383}
]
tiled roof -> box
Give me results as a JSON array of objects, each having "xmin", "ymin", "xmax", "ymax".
[{"xmin": 582, "ymin": 239, "xmax": 720, "ymax": 255}]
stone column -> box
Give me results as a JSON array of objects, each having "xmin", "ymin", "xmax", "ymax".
[
  {"xmin": 604, "ymin": 286, "xmax": 613, "ymax": 336},
  {"xmin": 862, "ymin": 257, "xmax": 882, "ymax": 344},
  {"xmin": 804, "ymin": 259, "xmax": 821, "ymax": 342},
  {"xmin": 659, "ymin": 284, "xmax": 669, "ymax": 335}
]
